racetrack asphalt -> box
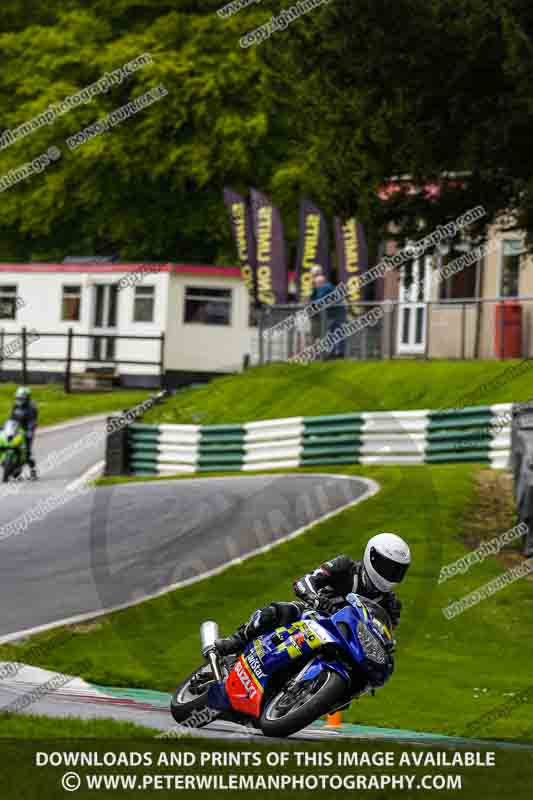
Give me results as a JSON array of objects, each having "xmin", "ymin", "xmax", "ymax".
[{"xmin": 0, "ymin": 416, "xmax": 376, "ymax": 640}]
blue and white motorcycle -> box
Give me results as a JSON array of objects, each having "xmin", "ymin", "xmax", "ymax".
[{"xmin": 171, "ymin": 593, "xmax": 396, "ymax": 737}]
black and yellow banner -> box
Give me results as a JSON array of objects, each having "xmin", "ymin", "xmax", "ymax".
[
  {"xmin": 223, "ymin": 188, "xmax": 257, "ymax": 305},
  {"xmin": 334, "ymin": 216, "xmax": 369, "ymax": 304},
  {"xmin": 250, "ymin": 188, "xmax": 288, "ymax": 306},
  {"xmin": 296, "ymin": 196, "xmax": 330, "ymax": 302}
]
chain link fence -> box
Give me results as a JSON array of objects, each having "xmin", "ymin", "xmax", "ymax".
[{"xmin": 250, "ymin": 298, "xmax": 533, "ymax": 365}]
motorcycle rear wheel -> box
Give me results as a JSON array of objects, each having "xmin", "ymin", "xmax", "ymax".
[
  {"xmin": 170, "ymin": 665, "xmax": 217, "ymax": 728},
  {"xmin": 260, "ymin": 669, "xmax": 346, "ymax": 738}
]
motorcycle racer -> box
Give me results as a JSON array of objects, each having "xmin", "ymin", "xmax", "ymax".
[
  {"xmin": 9, "ymin": 387, "xmax": 38, "ymax": 479},
  {"xmin": 216, "ymin": 533, "xmax": 411, "ymax": 656}
]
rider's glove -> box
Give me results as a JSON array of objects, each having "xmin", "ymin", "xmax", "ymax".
[
  {"xmin": 316, "ymin": 593, "xmax": 344, "ymax": 615},
  {"xmin": 300, "ymin": 592, "xmax": 321, "ymax": 611}
]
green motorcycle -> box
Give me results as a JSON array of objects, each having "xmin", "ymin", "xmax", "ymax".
[{"xmin": 0, "ymin": 420, "xmax": 27, "ymax": 482}]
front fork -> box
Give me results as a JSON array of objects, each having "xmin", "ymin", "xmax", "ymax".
[{"xmin": 205, "ymin": 648, "xmax": 222, "ymax": 682}]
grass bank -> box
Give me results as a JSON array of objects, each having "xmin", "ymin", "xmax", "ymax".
[
  {"xmin": 143, "ymin": 360, "xmax": 533, "ymax": 426},
  {"xmin": 3, "ymin": 464, "xmax": 532, "ymax": 742},
  {"xmin": 0, "ymin": 384, "xmax": 154, "ymax": 427},
  {"xmin": 0, "ymin": 714, "xmax": 155, "ymax": 738}
]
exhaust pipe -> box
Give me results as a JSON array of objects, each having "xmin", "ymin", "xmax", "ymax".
[
  {"xmin": 200, "ymin": 621, "xmax": 222, "ymax": 682},
  {"xmin": 200, "ymin": 621, "xmax": 219, "ymax": 656}
]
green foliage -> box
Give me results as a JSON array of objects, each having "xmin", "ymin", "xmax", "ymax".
[
  {"xmin": 1, "ymin": 1, "xmax": 533, "ymax": 259},
  {"xmin": 280, "ymin": 0, "xmax": 533, "ymax": 245},
  {"xmin": 0, "ymin": 1, "xmax": 282, "ymax": 261}
]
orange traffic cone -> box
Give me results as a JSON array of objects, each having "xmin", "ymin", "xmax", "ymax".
[{"xmin": 325, "ymin": 711, "xmax": 342, "ymax": 728}]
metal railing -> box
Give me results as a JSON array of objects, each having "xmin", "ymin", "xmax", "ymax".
[
  {"xmin": 0, "ymin": 327, "xmax": 165, "ymax": 391},
  {"xmin": 253, "ymin": 297, "xmax": 533, "ymax": 364}
]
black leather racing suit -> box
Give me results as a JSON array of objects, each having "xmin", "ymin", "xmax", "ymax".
[
  {"xmin": 228, "ymin": 555, "xmax": 402, "ymax": 651},
  {"xmin": 293, "ymin": 555, "xmax": 402, "ymax": 622},
  {"xmin": 10, "ymin": 400, "xmax": 38, "ymax": 468}
]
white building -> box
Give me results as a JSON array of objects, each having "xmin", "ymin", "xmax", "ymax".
[{"xmin": 0, "ymin": 262, "xmax": 259, "ymax": 388}]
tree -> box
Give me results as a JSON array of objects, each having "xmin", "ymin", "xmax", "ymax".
[
  {"xmin": 3, "ymin": 0, "xmax": 533, "ymax": 261},
  {"xmin": 278, "ymin": 0, "xmax": 533, "ymax": 248},
  {"xmin": 0, "ymin": 1, "xmax": 284, "ymax": 261}
]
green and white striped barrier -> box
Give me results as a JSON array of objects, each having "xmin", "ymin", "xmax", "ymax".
[{"xmin": 127, "ymin": 403, "xmax": 512, "ymax": 476}]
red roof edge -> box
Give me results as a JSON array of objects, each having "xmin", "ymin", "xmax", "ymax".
[
  {"xmin": 0, "ymin": 262, "xmax": 298, "ymax": 281},
  {"xmin": 0, "ymin": 262, "xmax": 175, "ymax": 273}
]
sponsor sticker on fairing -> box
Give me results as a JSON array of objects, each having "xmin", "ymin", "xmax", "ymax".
[
  {"xmin": 253, "ymin": 639, "xmax": 265, "ymax": 658},
  {"xmin": 301, "ymin": 620, "xmax": 336, "ymax": 645},
  {"xmin": 235, "ymin": 659, "xmax": 258, "ymax": 698},
  {"xmin": 245, "ymin": 650, "xmax": 266, "ymax": 681}
]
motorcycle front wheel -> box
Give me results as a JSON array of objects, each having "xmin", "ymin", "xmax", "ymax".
[
  {"xmin": 170, "ymin": 665, "xmax": 218, "ymax": 729},
  {"xmin": 260, "ymin": 669, "xmax": 346, "ymax": 738}
]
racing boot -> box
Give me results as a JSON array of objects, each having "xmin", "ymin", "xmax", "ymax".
[
  {"xmin": 215, "ymin": 625, "xmax": 247, "ymax": 656},
  {"xmin": 28, "ymin": 457, "xmax": 38, "ymax": 481},
  {"xmin": 215, "ymin": 606, "xmax": 278, "ymax": 656}
]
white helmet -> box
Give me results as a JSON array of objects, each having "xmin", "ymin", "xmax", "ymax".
[{"xmin": 363, "ymin": 533, "xmax": 411, "ymax": 593}]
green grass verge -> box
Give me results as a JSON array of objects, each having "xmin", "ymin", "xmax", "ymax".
[
  {"xmin": 2, "ymin": 464, "xmax": 533, "ymax": 742},
  {"xmin": 143, "ymin": 360, "xmax": 533, "ymax": 425},
  {"xmin": 0, "ymin": 383, "xmax": 155, "ymax": 427},
  {"xmin": 0, "ymin": 714, "xmax": 156, "ymax": 738}
]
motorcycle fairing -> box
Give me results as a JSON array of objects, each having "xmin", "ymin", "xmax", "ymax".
[
  {"xmin": 224, "ymin": 654, "xmax": 264, "ymax": 717},
  {"xmin": 224, "ymin": 618, "xmax": 338, "ymax": 718},
  {"xmin": 326, "ymin": 604, "xmax": 394, "ymax": 688},
  {"xmin": 206, "ymin": 680, "xmax": 232, "ymax": 712},
  {"xmin": 262, "ymin": 618, "xmax": 335, "ymax": 664},
  {"xmin": 0, "ymin": 422, "xmax": 25, "ymax": 451},
  {"xmin": 293, "ymin": 654, "xmax": 350, "ymax": 686}
]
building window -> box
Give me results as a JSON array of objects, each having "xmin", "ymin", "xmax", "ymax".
[
  {"xmin": 93, "ymin": 284, "xmax": 118, "ymax": 328},
  {"xmin": 184, "ymin": 287, "xmax": 232, "ymax": 326},
  {"xmin": 0, "ymin": 286, "xmax": 18, "ymax": 320},
  {"xmin": 501, "ymin": 240, "xmax": 524, "ymax": 298},
  {"xmin": 61, "ymin": 285, "xmax": 82, "ymax": 321},
  {"xmin": 438, "ymin": 249, "xmax": 477, "ymax": 300},
  {"xmin": 91, "ymin": 335, "xmax": 115, "ymax": 361},
  {"xmin": 133, "ymin": 285, "xmax": 155, "ymax": 322}
]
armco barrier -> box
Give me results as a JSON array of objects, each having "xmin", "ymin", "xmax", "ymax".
[
  {"xmin": 126, "ymin": 403, "xmax": 512, "ymax": 476},
  {"xmin": 512, "ymin": 403, "xmax": 533, "ymax": 556}
]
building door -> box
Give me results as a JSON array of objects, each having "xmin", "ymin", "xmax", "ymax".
[
  {"xmin": 91, "ymin": 284, "xmax": 118, "ymax": 361},
  {"xmin": 397, "ymin": 254, "xmax": 432, "ymax": 355}
]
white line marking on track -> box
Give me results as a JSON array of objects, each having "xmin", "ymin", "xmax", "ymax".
[
  {"xmin": 66, "ymin": 460, "xmax": 105, "ymax": 492},
  {"xmin": 37, "ymin": 415, "xmax": 108, "ymax": 436}
]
